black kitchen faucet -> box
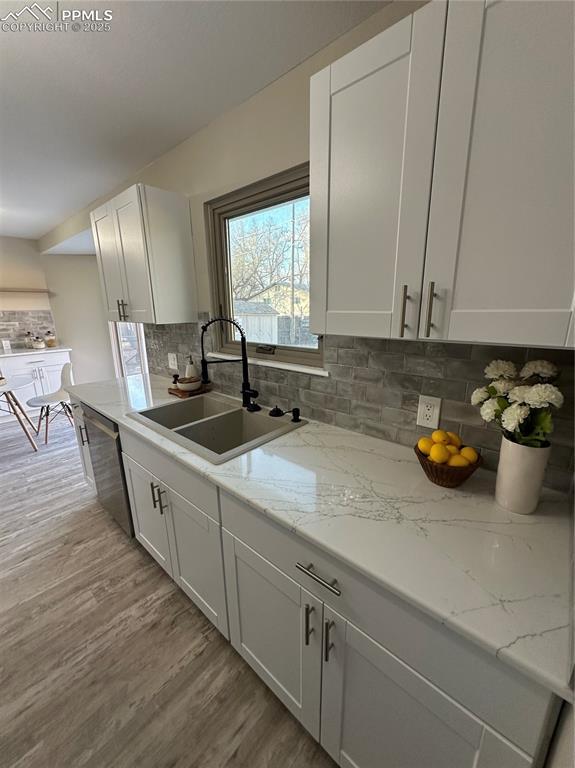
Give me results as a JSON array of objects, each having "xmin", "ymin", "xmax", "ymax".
[{"xmin": 200, "ymin": 317, "xmax": 261, "ymax": 412}]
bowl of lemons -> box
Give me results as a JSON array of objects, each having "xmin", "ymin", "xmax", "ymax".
[{"xmin": 414, "ymin": 430, "xmax": 481, "ymax": 488}]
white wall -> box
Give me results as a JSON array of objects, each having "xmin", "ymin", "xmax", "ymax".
[
  {"xmin": 40, "ymin": 253, "xmax": 115, "ymax": 384},
  {"xmin": 0, "ymin": 236, "xmax": 50, "ymax": 310}
]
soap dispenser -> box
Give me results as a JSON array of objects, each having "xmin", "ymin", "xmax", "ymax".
[{"xmin": 184, "ymin": 355, "xmax": 199, "ymax": 379}]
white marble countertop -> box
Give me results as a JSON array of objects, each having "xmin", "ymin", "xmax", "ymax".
[
  {"xmin": 67, "ymin": 374, "xmax": 574, "ymax": 701},
  {"xmin": 0, "ymin": 346, "xmax": 71, "ymax": 359}
]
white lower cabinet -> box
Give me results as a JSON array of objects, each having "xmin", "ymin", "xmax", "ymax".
[
  {"xmin": 168, "ymin": 487, "xmax": 228, "ymax": 638},
  {"xmin": 220, "ymin": 521, "xmax": 536, "ymax": 767},
  {"xmin": 222, "ymin": 530, "xmax": 323, "ymax": 739},
  {"xmin": 121, "ymin": 448, "xmax": 228, "ymax": 637},
  {"xmin": 123, "ymin": 454, "xmax": 173, "ymax": 576},
  {"xmin": 320, "ymin": 606, "xmax": 531, "ymax": 768}
]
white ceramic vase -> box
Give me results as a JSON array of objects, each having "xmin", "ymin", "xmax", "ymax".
[{"xmin": 495, "ymin": 435, "xmax": 551, "ymax": 515}]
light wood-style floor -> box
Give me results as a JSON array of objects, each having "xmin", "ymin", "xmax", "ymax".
[{"xmin": 0, "ymin": 417, "xmax": 335, "ymax": 768}]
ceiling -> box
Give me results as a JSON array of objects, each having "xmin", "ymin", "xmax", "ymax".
[{"xmin": 0, "ymin": 0, "xmax": 384, "ymax": 240}]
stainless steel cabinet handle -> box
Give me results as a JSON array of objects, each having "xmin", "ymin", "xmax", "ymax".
[
  {"xmin": 119, "ymin": 300, "xmax": 129, "ymax": 321},
  {"xmin": 38, "ymin": 367, "xmax": 44, "ymax": 380},
  {"xmin": 304, "ymin": 604, "xmax": 315, "ymax": 646},
  {"xmin": 157, "ymin": 488, "xmax": 166, "ymax": 516},
  {"xmin": 150, "ymin": 482, "xmax": 159, "ymax": 509},
  {"xmin": 324, "ymin": 620, "xmax": 335, "ymax": 662},
  {"xmin": 78, "ymin": 425, "xmax": 89, "ymax": 446},
  {"xmin": 296, "ymin": 562, "xmax": 341, "ymax": 596},
  {"xmin": 116, "ymin": 299, "xmax": 123, "ymax": 322},
  {"xmin": 399, "ymin": 284, "xmax": 410, "ymax": 338},
  {"xmin": 424, "ymin": 281, "xmax": 437, "ymax": 338}
]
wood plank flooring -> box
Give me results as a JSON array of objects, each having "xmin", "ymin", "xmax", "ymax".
[{"xmin": 0, "ymin": 418, "xmax": 335, "ymax": 768}]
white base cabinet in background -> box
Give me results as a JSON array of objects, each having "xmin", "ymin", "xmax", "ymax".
[
  {"xmin": 222, "ymin": 531, "xmax": 323, "ymax": 738},
  {"xmin": 0, "ymin": 350, "xmax": 72, "ymax": 417}
]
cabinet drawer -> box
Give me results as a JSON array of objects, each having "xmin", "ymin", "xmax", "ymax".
[
  {"xmin": 220, "ymin": 491, "xmax": 555, "ymax": 757},
  {"xmin": 15, "ymin": 352, "xmax": 70, "ymax": 368},
  {"xmin": 120, "ymin": 428, "xmax": 219, "ymax": 522}
]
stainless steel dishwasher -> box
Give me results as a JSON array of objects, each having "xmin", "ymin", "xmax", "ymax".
[{"xmin": 82, "ymin": 404, "xmax": 134, "ymax": 537}]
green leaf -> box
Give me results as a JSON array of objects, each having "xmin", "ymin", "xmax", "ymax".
[
  {"xmin": 487, "ymin": 385, "xmax": 497, "ymax": 397},
  {"xmin": 532, "ymin": 408, "xmax": 553, "ymax": 437},
  {"xmin": 497, "ymin": 397, "xmax": 510, "ymax": 412}
]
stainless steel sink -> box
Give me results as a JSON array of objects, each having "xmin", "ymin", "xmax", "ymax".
[{"xmin": 127, "ymin": 393, "xmax": 305, "ymax": 463}]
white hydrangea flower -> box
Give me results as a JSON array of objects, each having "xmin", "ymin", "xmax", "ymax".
[
  {"xmin": 471, "ymin": 386, "xmax": 489, "ymax": 406},
  {"xmin": 524, "ymin": 383, "xmax": 564, "ymax": 409},
  {"xmin": 480, "ymin": 398, "xmax": 500, "ymax": 423},
  {"xmin": 501, "ymin": 403, "xmax": 530, "ymax": 433},
  {"xmin": 520, "ymin": 360, "xmax": 558, "ymax": 380},
  {"xmin": 491, "ymin": 379, "xmax": 517, "ymax": 395},
  {"xmin": 508, "ymin": 385, "xmax": 533, "ymax": 404},
  {"xmin": 484, "ymin": 360, "xmax": 517, "ymax": 380}
]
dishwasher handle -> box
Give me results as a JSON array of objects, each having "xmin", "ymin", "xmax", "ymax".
[{"xmin": 83, "ymin": 413, "xmax": 119, "ymax": 441}]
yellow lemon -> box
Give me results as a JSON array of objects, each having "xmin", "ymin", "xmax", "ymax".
[
  {"xmin": 448, "ymin": 454, "xmax": 470, "ymax": 468},
  {"xmin": 431, "ymin": 429, "xmax": 450, "ymax": 445},
  {"xmin": 446, "ymin": 431, "xmax": 462, "ymax": 448},
  {"xmin": 460, "ymin": 446, "xmax": 479, "ymax": 464},
  {"xmin": 417, "ymin": 437, "xmax": 434, "ymax": 456},
  {"xmin": 429, "ymin": 443, "xmax": 450, "ymax": 464},
  {"xmin": 446, "ymin": 444, "xmax": 459, "ymax": 455}
]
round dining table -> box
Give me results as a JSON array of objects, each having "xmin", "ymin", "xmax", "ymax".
[{"xmin": 0, "ymin": 375, "xmax": 39, "ymax": 452}]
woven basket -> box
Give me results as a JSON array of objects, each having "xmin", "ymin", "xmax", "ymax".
[{"xmin": 414, "ymin": 445, "xmax": 482, "ymax": 488}]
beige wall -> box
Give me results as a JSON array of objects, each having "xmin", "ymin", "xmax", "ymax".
[
  {"xmin": 0, "ymin": 236, "xmax": 50, "ymax": 310},
  {"xmin": 38, "ymin": 1, "xmax": 425, "ymax": 313},
  {"xmin": 40, "ymin": 253, "xmax": 115, "ymax": 384}
]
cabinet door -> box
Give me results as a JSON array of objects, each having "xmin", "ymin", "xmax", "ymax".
[
  {"xmin": 111, "ymin": 186, "xmax": 155, "ymax": 324},
  {"xmin": 222, "ymin": 531, "xmax": 323, "ymax": 739},
  {"xmin": 123, "ymin": 455, "xmax": 172, "ymax": 575},
  {"xmin": 70, "ymin": 401, "xmax": 94, "ymax": 486},
  {"xmin": 421, "ymin": 0, "xmax": 574, "ymax": 346},
  {"xmin": 310, "ymin": 2, "xmax": 446, "ymax": 338},
  {"xmin": 321, "ymin": 606, "xmax": 484, "ymax": 768},
  {"xmin": 166, "ymin": 486, "xmax": 228, "ymax": 638},
  {"xmin": 38, "ymin": 363, "xmax": 63, "ymax": 396},
  {"xmin": 91, "ymin": 202, "xmax": 126, "ymax": 322},
  {"xmin": 7, "ymin": 366, "xmax": 43, "ymax": 411}
]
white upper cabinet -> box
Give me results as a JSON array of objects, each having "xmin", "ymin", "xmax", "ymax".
[
  {"xmin": 311, "ymin": 0, "xmax": 574, "ymax": 347},
  {"xmin": 421, "ymin": 0, "xmax": 574, "ymax": 346},
  {"xmin": 310, "ymin": 2, "xmax": 447, "ymax": 339},
  {"xmin": 90, "ymin": 184, "xmax": 198, "ymax": 325}
]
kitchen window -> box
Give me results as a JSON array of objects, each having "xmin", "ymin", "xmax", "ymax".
[
  {"xmin": 109, "ymin": 321, "xmax": 148, "ymax": 378},
  {"xmin": 206, "ymin": 163, "xmax": 321, "ymax": 368}
]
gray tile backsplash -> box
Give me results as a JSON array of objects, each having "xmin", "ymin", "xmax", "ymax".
[
  {"xmin": 144, "ymin": 323, "xmax": 574, "ymax": 492},
  {"xmin": 0, "ymin": 310, "xmax": 56, "ymax": 348}
]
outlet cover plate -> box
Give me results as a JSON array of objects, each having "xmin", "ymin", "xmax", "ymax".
[
  {"xmin": 417, "ymin": 395, "xmax": 441, "ymax": 429},
  {"xmin": 168, "ymin": 353, "xmax": 178, "ymax": 370}
]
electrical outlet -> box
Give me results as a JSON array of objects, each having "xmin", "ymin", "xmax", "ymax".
[
  {"xmin": 416, "ymin": 395, "xmax": 441, "ymax": 429},
  {"xmin": 168, "ymin": 353, "xmax": 178, "ymax": 370}
]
